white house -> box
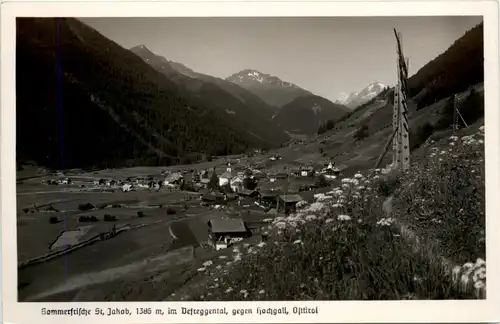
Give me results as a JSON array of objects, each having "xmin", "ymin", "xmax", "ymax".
[
  {"xmin": 163, "ymin": 172, "xmax": 183, "ymax": 186},
  {"xmin": 230, "ymin": 175, "xmax": 244, "ymax": 192},
  {"xmin": 219, "ymin": 165, "xmax": 234, "ymax": 187}
]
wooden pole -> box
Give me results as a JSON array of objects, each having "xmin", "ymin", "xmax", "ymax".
[
  {"xmin": 372, "ymin": 126, "xmax": 399, "ymax": 175},
  {"xmin": 452, "ymin": 94, "xmax": 458, "ymax": 132},
  {"xmin": 397, "ymin": 32, "xmax": 410, "ymax": 171}
]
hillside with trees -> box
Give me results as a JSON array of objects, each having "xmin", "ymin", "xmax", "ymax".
[
  {"xmin": 408, "ymin": 22, "xmax": 483, "ymax": 109},
  {"xmin": 130, "ymin": 46, "xmax": 290, "ymax": 146},
  {"xmin": 16, "ymin": 18, "xmax": 259, "ymax": 170}
]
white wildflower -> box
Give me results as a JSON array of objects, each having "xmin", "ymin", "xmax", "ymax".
[
  {"xmin": 305, "ymin": 214, "xmax": 317, "ymax": 221},
  {"xmin": 240, "ymin": 289, "xmax": 249, "ymax": 298},
  {"xmin": 202, "ymin": 261, "xmax": 213, "ymax": 267},
  {"xmin": 197, "ymin": 267, "xmax": 206, "ymax": 272},
  {"xmin": 325, "ymin": 218, "xmax": 334, "ymax": 224},
  {"xmin": 259, "ymin": 290, "xmax": 265, "ymax": 294},
  {"xmin": 354, "ymin": 173, "xmax": 363, "ymax": 179},
  {"xmin": 225, "ymin": 287, "xmax": 233, "ymax": 293},
  {"xmin": 474, "ymin": 280, "xmax": 485, "ymax": 290},
  {"xmin": 461, "ymin": 274, "xmax": 470, "ymax": 288},
  {"xmin": 337, "ymin": 214, "xmax": 351, "ymax": 221},
  {"xmin": 476, "ymin": 258, "xmax": 486, "ymax": 268},
  {"xmin": 307, "ymin": 202, "xmax": 325, "ymax": 212},
  {"xmin": 257, "ymin": 242, "xmax": 266, "ymax": 248},
  {"xmin": 452, "ymin": 265, "xmax": 462, "ymax": 284},
  {"xmin": 274, "ymin": 221, "xmax": 286, "ymax": 229}
]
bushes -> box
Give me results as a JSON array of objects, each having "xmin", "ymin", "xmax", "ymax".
[
  {"xmin": 317, "ymin": 120, "xmax": 335, "ymax": 135},
  {"xmin": 78, "ymin": 203, "xmax": 95, "ymax": 211},
  {"xmin": 166, "ymin": 207, "xmax": 177, "ymax": 215},
  {"xmin": 137, "ymin": 211, "xmax": 144, "ymax": 218},
  {"xmin": 79, "ymin": 215, "xmax": 99, "ymax": 222},
  {"xmin": 353, "ymin": 124, "xmax": 369, "ymax": 141},
  {"xmin": 49, "ymin": 216, "xmax": 59, "ymax": 224},
  {"xmin": 104, "ymin": 214, "xmax": 117, "ymax": 222}
]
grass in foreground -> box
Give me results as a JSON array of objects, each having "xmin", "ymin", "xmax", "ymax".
[
  {"xmin": 178, "ymin": 125, "xmax": 485, "ymax": 301},
  {"xmin": 393, "ymin": 126, "xmax": 485, "ymax": 264}
]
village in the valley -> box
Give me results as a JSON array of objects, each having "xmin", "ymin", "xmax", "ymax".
[{"xmin": 16, "ymin": 148, "xmax": 351, "ymax": 301}]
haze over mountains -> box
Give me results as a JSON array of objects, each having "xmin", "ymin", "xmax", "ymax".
[{"xmin": 16, "ymin": 17, "xmax": 484, "ymax": 170}]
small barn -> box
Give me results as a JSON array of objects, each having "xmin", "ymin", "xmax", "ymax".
[
  {"xmin": 238, "ymin": 188, "xmax": 259, "ymax": 198},
  {"xmin": 259, "ymin": 190, "xmax": 279, "ymax": 207},
  {"xmin": 277, "ymin": 194, "xmax": 303, "ymax": 215},
  {"xmin": 207, "ymin": 218, "xmax": 250, "ymax": 250}
]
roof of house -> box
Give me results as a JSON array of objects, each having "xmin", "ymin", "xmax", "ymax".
[
  {"xmin": 279, "ymin": 194, "xmax": 303, "ymax": 203},
  {"xmin": 239, "ymin": 188, "xmax": 257, "ymax": 196},
  {"xmin": 230, "ymin": 175, "xmax": 244, "ymax": 183},
  {"xmin": 266, "ymin": 208, "xmax": 278, "ymax": 215},
  {"xmin": 259, "ymin": 190, "xmax": 279, "ymax": 198},
  {"xmin": 208, "ymin": 218, "xmax": 247, "ymax": 233}
]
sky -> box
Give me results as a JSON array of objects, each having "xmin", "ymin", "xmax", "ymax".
[{"xmin": 80, "ymin": 16, "xmax": 483, "ymax": 103}]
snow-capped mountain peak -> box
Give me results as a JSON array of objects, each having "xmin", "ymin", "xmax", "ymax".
[
  {"xmin": 226, "ymin": 69, "xmax": 299, "ymax": 89},
  {"xmin": 336, "ymin": 82, "xmax": 387, "ymax": 109}
]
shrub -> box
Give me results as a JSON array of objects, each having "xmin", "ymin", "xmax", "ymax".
[
  {"xmin": 104, "ymin": 214, "xmax": 117, "ymax": 222},
  {"xmin": 353, "ymin": 124, "xmax": 369, "ymax": 141},
  {"xmin": 166, "ymin": 207, "xmax": 177, "ymax": 215},
  {"xmin": 79, "ymin": 215, "xmax": 100, "ymax": 223},
  {"xmin": 208, "ymin": 172, "xmax": 219, "ymax": 190},
  {"xmin": 78, "ymin": 203, "xmax": 95, "ymax": 211},
  {"xmin": 49, "ymin": 216, "xmax": 59, "ymax": 224},
  {"xmin": 137, "ymin": 211, "xmax": 144, "ymax": 218}
]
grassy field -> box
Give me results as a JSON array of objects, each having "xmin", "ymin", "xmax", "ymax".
[{"xmin": 177, "ymin": 123, "xmax": 485, "ymax": 301}]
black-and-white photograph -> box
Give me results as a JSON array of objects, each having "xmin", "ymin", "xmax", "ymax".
[{"xmin": 15, "ymin": 15, "xmax": 486, "ymax": 302}]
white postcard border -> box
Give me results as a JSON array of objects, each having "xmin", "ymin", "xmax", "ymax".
[{"xmin": 2, "ymin": 1, "xmax": 499, "ymax": 323}]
